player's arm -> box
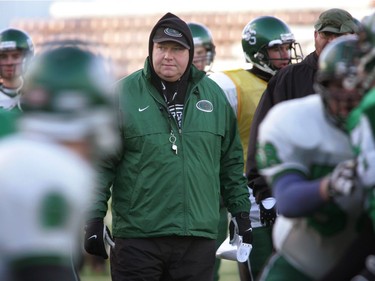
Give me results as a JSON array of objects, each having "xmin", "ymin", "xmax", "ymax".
[
  {"xmin": 274, "ymin": 159, "xmax": 356, "ymax": 217},
  {"xmin": 273, "ymin": 173, "xmax": 326, "ymax": 217}
]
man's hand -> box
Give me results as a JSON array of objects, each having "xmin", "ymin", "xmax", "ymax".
[
  {"xmin": 84, "ymin": 218, "xmax": 114, "ymax": 259},
  {"xmin": 229, "ymin": 212, "xmax": 253, "ymax": 244},
  {"xmin": 260, "ymin": 197, "xmax": 277, "ymax": 227},
  {"xmin": 249, "ymin": 178, "xmax": 271, "ymax": 204},
  {"xmin": 327, "ymin": 159, "xmax": 356, "ymax": 198}
]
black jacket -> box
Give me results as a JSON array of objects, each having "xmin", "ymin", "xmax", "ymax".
[{"xmin": 246, "ymin": 51, "xmax": 319, "ymax": 201}]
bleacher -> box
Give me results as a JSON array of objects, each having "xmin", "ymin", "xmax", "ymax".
[{"xmin": 12, "ymin": 10, "xmax": 323, "ymax": 78}]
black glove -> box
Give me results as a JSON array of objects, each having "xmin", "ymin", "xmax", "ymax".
[
  {"xmin": 249, "ymin": 177, "xmax": 271, "ymax": 204},
  {"xmin": 327, "ymin": 159, "xmax": 356, "ymax": 198},
  {"xmin": 260, "ymin": 197, "xmax": 277, "ymax": 227},
  {"xmin": 229, "ymin": 212, "xmax": 253, "ymax": 244},
  {"xmin": 352, "ymin": 255, "xmax": 375, "ymax": 281},
  {"xmin": 84, "ymin": 218, "xmax": 114, "ymax": 259}
]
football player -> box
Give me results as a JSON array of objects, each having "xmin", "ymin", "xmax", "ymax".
[
  {"xmin": 209, "ymin": 16, "xmax": 303, "ymax": 280},
  {"xmin": 188, "ymin": 22, "xmax": 216, "ymax": 73},
  {"xmin": 256, "ymin": 34, "xmax": 368, "ymax": 281},
  {"xmin": 0, "ymin": 44, "xmax": 118, "ymax": 281},
  {"xmin": 343, "ymin": 12, "xmax": 375, "ymax": 281},
  {"xmin": 0, "ymin": 28, "xmax": 34, "ymax": 111}
]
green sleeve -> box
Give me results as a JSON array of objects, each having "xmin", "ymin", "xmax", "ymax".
[{"xmin": 220, "ymin": 102, "xmax": 251, "ymax": 215}]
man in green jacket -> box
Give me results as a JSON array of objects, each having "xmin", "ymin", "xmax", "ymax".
[{"xmin": 84, "ymin": 12, "xmax": 251, "ymax": 281}]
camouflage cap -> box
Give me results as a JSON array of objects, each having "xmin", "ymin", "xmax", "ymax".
[{"xmin": 314, "ymin": 8, "xmax": 359, "ymax": 34}]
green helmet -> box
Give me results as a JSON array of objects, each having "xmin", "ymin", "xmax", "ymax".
[
  {"xmin": 21, "ymin": 44, "xmax": 118, "ymax": 155},
  {"xmin": 241, "ymin": 16, "xmax": 303, "ymax": 75},
  {"xmin": 188, "ymin": 22, "xmax": 216, "ymax": 71},
  {"xmin": 0, "ymin": 28, "xmax": 34, "ymax": 73},
  {"xmin": 316, "ymin": 35, "xmax": 361, "ymax": 86},
  {"xmin": 316, "ymin": 35, "xmax": 365, "ymax": 129}
]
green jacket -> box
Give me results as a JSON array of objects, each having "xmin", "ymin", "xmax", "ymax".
[{"xmin": 91, "ymin": 59, "xmax": 250, "ymax": 240}]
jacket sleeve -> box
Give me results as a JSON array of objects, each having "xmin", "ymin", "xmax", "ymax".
[
  {"xmin": 220, "ymin": 101, "xmax": 251, "ymax": 215},
  {"xmin": 87, "ymin": 149, "xmax": 123, "ymax": 220},
  {"xmin": 87, "ymin": 83, "xmax": 125, "ymax": 220}
]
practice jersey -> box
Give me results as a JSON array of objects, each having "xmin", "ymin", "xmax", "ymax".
[
  {"xmin": 209, "ymin": 69, "xmax": 266, "ymax": 171},
  {"xmin": 0, "ymin": 84, "xmax": 22, "ymax": 111},
  {"xmin": 348, "ymin": 88, "xmax": 375, "ymax": 188},
  {"xmin": 0, "ymin": 134, "xmax": 95, "ymax": 268},
  {"xmin": 0, "ymin": 109, "xmax": 18, "ymax": 137},
  {"xmin": 257, "ymin": 94, "xmax": 364, "ymax": 279},
  {"xmin": 348, "ymin": 88, "xmax": 375, "ymax": 230}
]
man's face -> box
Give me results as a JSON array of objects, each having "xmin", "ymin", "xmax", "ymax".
[
  {"xmin": 0, "ymin": 49, "xmax": 24, "ymax": 81},
  {"xmin": 314, "ymin": 31, "xmax": 350, "ymax": 57},
  {"xmin": 152, "ymin": 42, "xmax": 189, "ymax": 82},
  {"xmin": 326, "ymin": 79, "xmax": 363, "ymax": 122},
  {"xmin": 192, "ymin": 45, "xmax": 208, "ymax": 71},
  {"xmin": 267, "ymin": 43, "xmax": 292, "ymax": 70}
]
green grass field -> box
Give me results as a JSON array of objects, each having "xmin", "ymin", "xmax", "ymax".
[{"xmin": 80, "ymin": 259, "xmax": 240, "ymax": 281}]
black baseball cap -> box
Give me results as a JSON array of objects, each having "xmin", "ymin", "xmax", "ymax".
[{"xmin": 153, "ymin": 27, "xmax": 190, "ymax": 49}]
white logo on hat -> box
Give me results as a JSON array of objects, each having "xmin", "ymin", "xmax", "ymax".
[{"xmin": 164, "ymin": 28, "xmax": 183, "ymax": 38}]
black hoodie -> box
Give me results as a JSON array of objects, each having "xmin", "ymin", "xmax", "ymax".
[{"xmin": 148, "ymin": 13, "xmax": 194, "ymax": 106}]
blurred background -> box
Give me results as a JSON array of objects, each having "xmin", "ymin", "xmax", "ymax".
[
  {"xmin": 1, "ymin": 1, "xmax": 374, "ymax": 280},
  {"xmin": 1, "ymin": 0, "xmax": 374, "ymax": 79}
]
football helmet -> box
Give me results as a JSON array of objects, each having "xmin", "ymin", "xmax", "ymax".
[
  {"xmin": 315, "ymin": 35, "xmax": 365, "ymax": 129},
  {"xmin": 357, "ymin": 12, "xmax": 375, "ymax": 91},
  {"xmin": 188, "ymin": 22, "xmax": 216, "ymax": 72},
  {"xmin": 20, "ymin": 44, "xmax": 118, "ymax": 156},
  {"xmin": 0, "ymin": 28, "xmax": 34, "ymax": 74},
  {"xmin": 241, "ymin": 16, "xmax": 303, "ymax": 75}
]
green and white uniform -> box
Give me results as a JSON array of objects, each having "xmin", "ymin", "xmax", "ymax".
[
  {"xmin": 348, "ymin": 88, "xmax": 375, "ymax": 225},
  {"xmin": 0, "ymin": 84, "xmax": 22, "ymax": 137},
  {"xmin": 257, "ymin": 94, "xmax": 365, "ymax": 280},
  {"xmin": 0, "ymin": 84, "xmax": 22, "ymax": 111},
  {"xmin": 0, "ymin": 134, "xmax": 95, "ymax": 276}
]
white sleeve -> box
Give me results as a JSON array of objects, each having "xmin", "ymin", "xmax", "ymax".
[
  {"xmin": 208, "ymin": 72, "xmax": 238, "ymax": 117},
  {"xmin": 256, "ymin": 102, "xmax": 314, "ymax": 183}
]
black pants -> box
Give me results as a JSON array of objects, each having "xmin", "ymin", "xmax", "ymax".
[{"xmin": 110, "ymin": 236, "xmax": 216, "ymax": 281}]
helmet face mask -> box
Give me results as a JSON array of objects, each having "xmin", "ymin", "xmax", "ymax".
[
  {"xmin": 316, "ymin": 35, "xmax": 366, "ymax": 130},
  {"xmin": 242, "ymin": 16, "xmax": 303, "ymax": 75},
  {"xmin": 0, "ymin": 28, "xmax": 34, "ymax": 78},
  {"xmin": 266, "ymin": 43, "xmax": 301, "ymax": 70},
  {"xmin": 321, "ymin": 79, "xmax": 363, "ymax": 128},
  {"xmin": 188, "ymin": 22, "xmax": 216, "ymax": 72}
]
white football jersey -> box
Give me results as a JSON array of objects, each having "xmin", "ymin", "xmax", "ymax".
[
  {"xmin": 0, "ymin": 88, "xmax": 21, "ymax": 111},
  {"xmin": 257, "ymin": 94, "xmax": 364, "ymax": 279},
  {"xmin": 0, "ymin": 133, "xmax": 95, "ymax": 265},
  {"xmin": 209, "ymin": 72, "xmax": 239, "ymax": 116}
]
